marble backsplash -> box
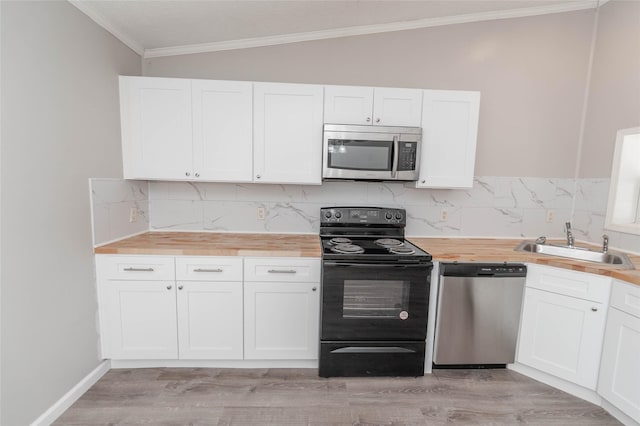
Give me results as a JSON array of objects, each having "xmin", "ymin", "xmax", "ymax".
[
  {"xmin": 90, "ymin": 178, "xmax": 149, "ymax": 246},
  {"xmin": 89, "ymin": 177, "xmax": 640, "ymax": 253}
]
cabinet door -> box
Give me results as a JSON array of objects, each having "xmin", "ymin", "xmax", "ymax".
[
  {"xmin": 324, "ymin": 85, "xmax": 374, "ymax": 125},
  {"xmin": 244, "ymin": 282, "xmax": 319, "ymax": 359},
  {"xmin": 119, "ymin": 76, "xmax": 193, "ymax": 180},
  {"xmin": 416, "ymin": 90, "xmax": 480, "ymax": 188},
  {"xmin": 102, "ymin": 280, "xmax": 178, "ymax": 359},
  {"xmin": 598, "ymin": 308, "xmax": 640, "ymax": 423},
  {"xmin": 517, "ymin": 287, "xmax": 606, "ymax": 389},
  {"xmin": 372, "ymin": 88, "xmax": 423, "ymax": 127},
  {"xmin": 253, "ymin": 83, "xmax": 323, "ymax": 184},
  {"xmin": 176, "ymin": 281, "xmax": 243, "ymax": 359},
  {"xmin": 192, "ymin": 80, "xmax": 253, "ymax": 182}
]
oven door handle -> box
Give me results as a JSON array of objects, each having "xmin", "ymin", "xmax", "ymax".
[
  {"xmin": 324, "ymin": 262, "xmax": 428, "ymax": 268},
  {"xmin": 331, "ymin": 346, "xmax": 417, "ymax": 354}
]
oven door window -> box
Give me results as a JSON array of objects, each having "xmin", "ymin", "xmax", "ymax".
[
  {"xmin": 343, "ymin": 279, "xmax": 409, "ymax": 319},
  {"xmin": 327, "ymin": 139, "xmax": 393, "ymax": 171}
]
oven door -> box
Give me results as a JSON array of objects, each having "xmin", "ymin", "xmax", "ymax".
[{"xmin": 321, "ymin": 261, "xmax": 431, "ymax": 341}]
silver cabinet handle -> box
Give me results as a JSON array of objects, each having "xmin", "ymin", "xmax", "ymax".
[
  {"xmin": 195, "ymin": 173, "xmax": 200, "ymax": 178},
  {"xmin": 178, "ymin": 285, "xmax": 183, "ymax": 290},
  {"xmin": 312, "ymin": 287, "xmax": 317, "ymax": 291},
  {"xmin": 185, "ymin": 172, "xmax": 190, "ymax": 177},
  {"xmin": 267, "ymin": 269, "xmax": 297, "ymax": 274},
  {"xmin": 256, "ymin": 174, "xmax": 261, "ymax": 179},
  {"xmin": 366, "ymin": 117, "xmax": 371, "ymax": 122},
  {"xmin": 375, "ymin": 118, "xmax": 381, "ymax": 123},
  {"xmin": 193, "ymin": 268, "xmax": 223, "ymax": 273},
  {"xmin": 591, "ymin": 307, "xmax": 598, "ymax": 312},
  {"xmin": 166, "ymin": 285, "xmax": 172, "ymax": 290},
  {"xmin": 123, "ymin": 267, "xmax": 154, "ymax": 272},
  {"xmin": 421, "ymin": 180, "xmax": 426, "ymax": 184}
]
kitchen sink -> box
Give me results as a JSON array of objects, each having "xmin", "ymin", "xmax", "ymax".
[{"xmin": 515, "ymin": 241, "xmax": 635, "ymax": 269}]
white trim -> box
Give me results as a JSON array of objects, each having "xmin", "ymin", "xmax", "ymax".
[
  {"xmin": 509, "ymin": 362, "xmax": 602, "ymax": 405},
  {"xmin": 139, "ymin": 1, "xmax": 599, "ymax": 58},
  {"xmin": 68, "ymin": 0, "xmax": 144, "ymax": 56},
  {"xmin": 110, "ymin": 359, "xmax": 317, "ymax": 369},
  {"xmin": 601, "ymin": 398, "xmax": 640, "ymax": 426},
  {"xmin": 30, "ymin": 360, "xmax": 111, "ymax": 426}
]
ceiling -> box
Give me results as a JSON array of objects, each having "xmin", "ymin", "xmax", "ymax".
[{"xmin": 69, "ymin": 0, "xmax": 601, "ymax": 58}]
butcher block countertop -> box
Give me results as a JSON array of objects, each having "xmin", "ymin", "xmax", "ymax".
[
  {"xmin": 410, "ymin": 237, "xmax": 640, "ymax": 286},
  {"xmin": 95, "ymin": 232, "xmax": 640, "ymax": 285},
  {"xmin": 94, "ymin": 232, "xmax": 323, "ymax": 257}
]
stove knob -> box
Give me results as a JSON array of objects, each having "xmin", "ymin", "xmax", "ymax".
[
  {"xmin": 334, "ymin": 211, "xmax": 342, "ymax": 219},
  {"xmin": 385, "ymin": 212, "xmax": 393, "ymax": 220},
  {"xmin": 324, "ymin": 211, "xmax": 332, "ymax": 219},
  {"xmin": 395, "ymin": 212, "xmax": 402, "ymax": 220}
]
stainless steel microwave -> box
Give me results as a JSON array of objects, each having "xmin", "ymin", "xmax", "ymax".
[{"xmin": 322, "ymin": 124, "xmax": 421, "ymax": 181}]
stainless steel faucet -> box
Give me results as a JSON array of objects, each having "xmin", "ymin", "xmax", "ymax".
[
  {"xmin": 565, "ymin": 222, "xmax": 574, "ymax": 247},
  {"xmin": 602, "ymin": 234, "xmax": 609, "ymax": 253}
]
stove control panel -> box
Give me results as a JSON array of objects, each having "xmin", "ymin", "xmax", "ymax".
[{"xmin": 321, "ymin": 207, "xmax": 406, "ymax": 225}]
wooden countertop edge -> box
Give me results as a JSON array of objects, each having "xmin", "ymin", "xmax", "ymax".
[{"xmin": 94, "ymin": 233, "xmax": 640, "ymax": 286}]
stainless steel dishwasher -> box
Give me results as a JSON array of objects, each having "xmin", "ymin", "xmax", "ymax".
[{"xmin": 433, "ymin": 263, "xmax": 526, "ymax": 367}]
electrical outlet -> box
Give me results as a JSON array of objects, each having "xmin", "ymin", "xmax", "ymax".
[
  {"xmin": 546, "ymin": 210, "xmax": 554, "ymax": 223},
  {"xmin": 129, "ymin": 207, "xmax": 137, "ymax": 223},
  {"xmin": 257, "ymin": 207, "xmax": 266, "ymax": 220},
  {"xmin": 440, "ymin": 209, "xmax": 448, "ymax": 222}
]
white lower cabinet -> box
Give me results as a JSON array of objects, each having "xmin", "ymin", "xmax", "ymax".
[
  {"xmin": 175, "ymin": 256, "xmax": 244, "ymax": 359},
  {"xmin": 102, "ymin": 280, "xmax": 179, "ymax": 359},
  {"xmin": 244, "ymin": 281, "xmax": 319, "ymax": 360},
  {"xmin": 243, "ymin": 258, "xmax": 321, "ymax": 360},
  {"xmin": 598, "ymin": 280, "xmax": 640, "ymax": 424},
  {"xmin": 516, "ymin": 264, "xmax": 610, "ymax": 390},
  {"xmin": 97, "ymin": 255, "xmax": 320, "ymax": 362}
]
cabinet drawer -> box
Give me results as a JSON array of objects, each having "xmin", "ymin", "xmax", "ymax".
[
  {"xmin": 611, "ymin": 279, "xmax": 640, "ymax": 318},
  {"xmin": 96, "ymin": 255, "xmax": 175, "ymax": 281},
  {"xmin": 525, "ymin": 264, "xmax": 611, "ymax": 303},
  {"xmin": 175, "ymin": 256, "xmax": 243, "ymax": 281},
  {"xmin": 244, "ymin": 257, "xmax": 321, "ymax": 282}
]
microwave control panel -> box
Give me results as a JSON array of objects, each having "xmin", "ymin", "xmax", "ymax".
[{"xmin": 397, "ymin": 142, "xmax": 417, "ymax": 171}]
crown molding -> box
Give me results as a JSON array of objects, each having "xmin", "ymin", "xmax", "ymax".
[
  {"xmin": 144, "ymin": 1, "xmax": 598, "ymax": 58},
  {"xmin": 69, "ymin": 0, "xmax": 599, "ymax": 60},
  {"xmin": 68, "ymin": 0, "xmax": 144, "ymax": 56}
]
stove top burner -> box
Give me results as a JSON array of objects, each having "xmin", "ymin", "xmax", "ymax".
[
  {"xmin": 331, "ymin": 243, "xmax": 365, "ymax": 254},
  {"xmin": 329, "ymin": 237, "xmax": 352, "ymax": 245},
  {"xmin": 388, "ymin": 246, "xmax": 416, "ymax": 255},
  {"xmin": 375, "ymin": 238, "xmax": 403, "ymax": 247}
]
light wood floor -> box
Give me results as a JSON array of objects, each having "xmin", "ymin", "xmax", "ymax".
[{"xmin": 54, "ymin": 368, "xmax": 620, "ymax": 425}]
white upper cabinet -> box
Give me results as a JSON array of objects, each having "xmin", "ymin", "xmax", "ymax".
[
  {"xmin": 120, "ymin": 76, "xmax": 253, "ymax": 182},
  {"xmin": 253, "ymin": 82, "xmax": 324, "ymax": 185},
  {"xmin": 324, "ymin": 85, "xmax": 422, "ymax": 127},
  {"xmin": 416, "ymin": 90, "xmax": 480, "ymax": 189},
  {"xmin": 191, "ymin": 80, "xmax": 253, "ymax": 182},
  {"xmin": 120, "ymin": 76, "xmax": 193, "ymax": 180}
]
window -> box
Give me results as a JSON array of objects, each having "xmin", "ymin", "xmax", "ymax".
[{"xmin": 605, "ymin": 127, "xmax": 640, "ymax": 235}]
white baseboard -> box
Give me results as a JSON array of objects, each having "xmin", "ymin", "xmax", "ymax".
[
  {"xmin": 508, "ymin": 363, "xmax": 601, "ymax": 405},
  {"xmin": 601, "ymin": 399, "xmax": 640, "ymax": 426},
  {"xmin": 110, "ymin": 359, "xmax": 318, "ymax": 369},
  {"xmin": 31, "ymin": 359, "xmax": 111, "ymax": 426}
]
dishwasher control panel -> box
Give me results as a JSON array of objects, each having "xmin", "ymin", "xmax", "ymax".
[{"xmin": 441, "ymin": 262, "xmax": 527, "ymax": 277}]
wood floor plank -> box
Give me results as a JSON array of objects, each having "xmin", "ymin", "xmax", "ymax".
[{"xmin": 53, "ymin": 368, "xmax": 621, "ymax": 425}]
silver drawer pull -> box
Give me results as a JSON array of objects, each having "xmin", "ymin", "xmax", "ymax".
[
  {"xmin": 267, "ymin": 269, "xmax": 297, "ymax": 274},
  {"xmin": 193, "ymin": 268, "xmax": 223, "ymax": 273},
  {"xmin": 123, "ymin": 267, "xmax": 154, "ymax": 272}
]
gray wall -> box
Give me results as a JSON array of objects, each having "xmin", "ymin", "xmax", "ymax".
[
  {"xmin": 144, "ymin": 10, "xmax": 595, "ymax": 178},
  {"xmin": 579, "ymin": 0, "xmax": 640, "ymax": 178},
  {"xmin": 0, "ymin": 2, "xmax": 140, "ymax": 424}
]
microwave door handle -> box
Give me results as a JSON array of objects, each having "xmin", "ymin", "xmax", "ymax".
[{"xmin": 391, "ymin": 135, "xmax": 399, "ymax": 178}]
